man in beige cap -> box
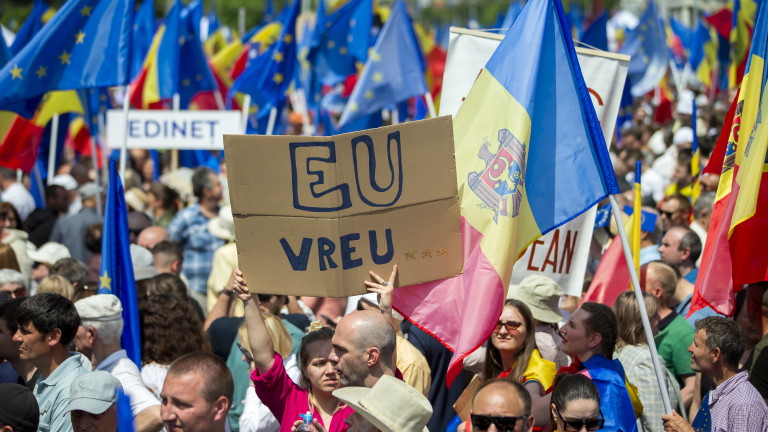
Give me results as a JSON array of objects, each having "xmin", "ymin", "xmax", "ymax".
[
  {"xmin": 73, "ymin": 294, "xmax": 162, "ymax": 432},
  {"xmin": 67, "ymin": 370, "xmax": 122, "ymax": 432},
  {"xmin": 507, "ymin": 275, "xmax": 568, "ymax": 369},
  {"xmin": 331, "ymin": 374, "xmax": 432, "ymax": 432}
]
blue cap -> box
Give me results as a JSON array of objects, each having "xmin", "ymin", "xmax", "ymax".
[{"xmin": 300, "ymin": 412, "xmax": 313, "ymax": 423}]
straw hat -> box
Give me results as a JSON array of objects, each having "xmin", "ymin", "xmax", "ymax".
[
  {"xmin": 507, "ymin": 275, "xmax": 563, "ymax": 324},
  {"xmin": 333, "ymin": 375, "xmax": 432, "ymax": 432}
]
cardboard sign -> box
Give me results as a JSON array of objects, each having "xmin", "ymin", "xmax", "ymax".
[
  {"xmin": 440, "ymin": 28, "xmax": 629, "ymax": 296},
  {"xmin": 225, "ymin": 116, "xmax": 463, "ymax": 297},
  {"xmin": 107, "ymin": 110, "xmax": 242, "ymax": 150}
]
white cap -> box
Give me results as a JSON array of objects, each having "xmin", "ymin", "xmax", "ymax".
[
  {"xmin": 75, "ymin": 294, "xmax": 123, "ymax": 322},
  {"xmin": 673, "ymin": 126, "xmax": 694, "ymax": 146}
]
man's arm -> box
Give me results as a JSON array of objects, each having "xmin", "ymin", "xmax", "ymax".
[
  {"xmin": 680, "ymin": 375, "xmax": 696, "ymax": 410},
  {"xmin": 134, "ymin": 406, "xmax": 164, "ymax": 432}
]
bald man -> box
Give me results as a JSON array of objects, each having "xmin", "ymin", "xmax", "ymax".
[
  {"xmin": 138, "ymin": 226, "xmax": 170, "ymax": 250},
  {"xmin": 471, "ymin": 379, "xmax": 534, "ymax": 432},
  {"xmin": 329, "ymin": 310, "xmax": 396, "ymax": 388}
]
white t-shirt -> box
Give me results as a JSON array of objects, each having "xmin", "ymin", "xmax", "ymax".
[
  {"xmin": 96, "ymin": 350, "xmax": 160, "ymax": 415},
  {"xmin": 2, "ymin": 182, "xmax": 35, "ymax": 220}
]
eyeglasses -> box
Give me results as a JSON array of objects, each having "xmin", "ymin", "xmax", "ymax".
[
  {"xmin": 470, "ymin": 414, "xmax": 527, "ymax": 432},
  {"xmin": 493, "ymin": 320, "xmax": 525, "ymax": 333},
  {"xmin": 555, "ymin": 408, "xmax": 605, "ymax": 431}
]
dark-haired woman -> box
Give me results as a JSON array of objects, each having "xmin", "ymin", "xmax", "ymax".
[
  {"xmin": 549, "ymin": 374, "xmax": 604, "ymax": 432},
  {"xmin": 233, "ymin": 269, "xmax": 353, "ymax": 432},
  {"xmin": 559, "ymin": 302, "xmax": 639, "ymax": 432}
]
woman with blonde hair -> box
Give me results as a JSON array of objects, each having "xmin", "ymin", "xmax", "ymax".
[
  {"xmin": 36, "ymin": 274, "xmax": 75, "ymax": 299},
  {"xmin": 614, "ymin": 291, "xmax": 681, "ymax": 432}
]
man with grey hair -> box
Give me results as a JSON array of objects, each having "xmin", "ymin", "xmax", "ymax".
[
  {"xmin": 50, "ymin": 182, "xmax": 103, "ymax": 263},
  {"xmin": 329, "ymin": 310, "xmax": 397, "ymax": 388},
  {"xmin": 0, "ymin": 269, "xmax": 26, "ymax": 298},
  {"xmin": 663, "ymin": 317, "xmax": 768, "ymax": 431},
  {"xmin": 168, "ymin": 167, "xmax": 224, "ymax": 311},
  {"xmin": 690, "ymin": 192, "xmax": 715, "ymax": 264},
  {"xmin": 73, "ymin": 294, "xmax": 162, "ymax": 432}
]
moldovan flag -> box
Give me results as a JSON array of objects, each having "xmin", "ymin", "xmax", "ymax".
[
  {"xmin": 392, "ymin": 0, "xmax": 619, "ymax": 384},
  {"xmin": 690, "ymin": 1, "xmax": 768, "ymax": 318}
]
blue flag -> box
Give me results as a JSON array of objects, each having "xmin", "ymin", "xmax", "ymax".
[
  {"xmin": 338, "ymin": 0, "xmax": 426, "ymax": 127},
  {"xmin": 117, "ymin": 390, "xmax": 136, "ymax": 432},
  {"xmin": 0, "ymin": 0, "xmax": 134, "ymax": 110},
  {"xmin": 10, "ymin": 0, "xmax": 53, "ymax": 54},
  {"xmin": 263, "ymin": 0, "xmax": 276, "ymax": 23},
  {"xmin": 178, "ymin": 0, "xmax": 217, "ymax": 108},
  {"xmin": 498, "ymin": 0, "xmax": 523, "ymax": 33},
  {"xmin": 230, "ymin": 0, "xmax": 300, "ymax": 120},
  {"xmin": 580, "ymin": 11, "xmax": 608, "ymax": 51},
  {"xmin": 130, "ymin": 0, "xmax": 155, "ymax": 81},
  {"xmin": 99, "ymin": 159, "xmax": 142, "ymax": 367},
  {"xmin": 155, "ymin": 1, "xmax": 182, "ymax": 103},
  {"xmin": 308, "ymin": 0, "xmax": 373, "ymax": 85},
  {"xmin": 619, "ymin": 1, "xmax": 670, "ymax": 97},
  {"xmin": 0, "ymin": 34, "xmax": 12, "ymax": 68}
]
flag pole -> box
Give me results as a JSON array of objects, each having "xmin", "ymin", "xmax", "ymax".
[
  {"xmin": 171, "ymin": 93, "xmax": 181, "ymax": 171},
  {"xmin": 47, "ymin": 114, "xmax": 60, "ymax": 185},
  {"xmin": 240, "ymin": 94, "xmax": 251, "ymax": 133},
  {"xmin": 119, "ymin": 86, "xmax": 130, "ymax": 179},
  {"xmin": 609, "ymin": 194, "xmax": 673, "ymax": 414},
  {"xmin": 89, "ymin": 131, "xmax": 103, "ymax": 219},
  {"xmin": 392, "ymin": 106, "xmax": 400, "ymax": 125},
  {"xmin": 266, "ymin": 107, "xmax": 278, "ymax": 135},
  {"xmin": 424, "ymin": 92, "xmax": 437, "ymax": 118}
]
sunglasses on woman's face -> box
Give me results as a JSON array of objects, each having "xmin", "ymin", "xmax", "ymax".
[
  {"xmin": 470, "ymin": 414, "xmax": 527, "ymax": 432},
  {"xmin": 556, "ymin": 408, "xmax": 605, "ymax": 431},
  {"xmin": 492, "ymin": 320, "xmax": 525, "ymax": 333}
]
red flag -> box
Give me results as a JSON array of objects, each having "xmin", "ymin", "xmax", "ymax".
[
  {"xmin": 580, "ymin": 237, "xmax": 631, "ymax": 306},
  {"xmin": 0, "ymin": 116, "xmax": 45, "ymax": 172},
  {"xmin": 704, "ymin": 8, "xmax": 733, "ymax": 39}
]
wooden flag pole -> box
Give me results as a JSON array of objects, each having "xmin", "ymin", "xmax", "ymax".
[
  {"xmin": 609, "ymin": 195, "xmax": 673, "ymax": 415},
  {"xmin": 266, "ymin": 107, "xmax": 278, "ymax": 135},
  {"xmin": 424, "ymin": 92, "xmax": 437, "ymax": 118},
  {"xmin": 240, "ymin": 95, "xmax": 251, "ymax": 133},
  {"xmin": 119, "ymin": 87, "xmax": 130, "ymax": 179}
]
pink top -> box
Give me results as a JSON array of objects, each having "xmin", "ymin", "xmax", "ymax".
[{"xmin": 251, "ymin": 353, "xmax": 353, "ymax": 432}]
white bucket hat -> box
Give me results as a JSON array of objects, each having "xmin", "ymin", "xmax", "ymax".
[{"xmin": 333, "ymin": 375, "xmax": 432, "ymax": 432}]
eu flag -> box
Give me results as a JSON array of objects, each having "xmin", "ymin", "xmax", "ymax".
[
  {"xmin": 308, "ymin": 0, "xmax": 373, "ymax": 85},
  {"xmin": 619, "ymin": 1, "xmax": 670, "ymax": 97},
  {"xmin": 0, "ymin": 0, "xmax": 134, "ymax": 110},
  {"xmin": 580, "ymin": 10, "xmax": 608, "ymax": 51},
  {"xmin": 178, "ymin": 0, "xmax": 217, "ymax": 108},
  {"xmin": 130, "ymin": 0, "xmax": 155, "ymax": 81},
  {"xmin": 99, "ymin": 159, "xmax": 142, "ymax": 367},
  {"xmin": 10, "ymin": 0, "xmax": 55, "ymax": 54},
  {"xmin": 230, "ymin": 0, "xmax": 300, "ymax": 121},
  {"xmin": 338, "ymin": 0, "xmax": 426, "ymax": 127}
]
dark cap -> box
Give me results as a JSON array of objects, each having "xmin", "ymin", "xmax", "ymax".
[{"xmin": 0, "ymin": 383, "xmax": 39, "ymax": 432}]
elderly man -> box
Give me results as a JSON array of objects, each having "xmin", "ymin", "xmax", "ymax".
[
  {"xmin": 663, "ymin": 317, "xmax": 768, "ymax": 431},
  {"xmin": 160, "ymin": 352, "xmax": 233, "ymax": 432},
  {"xmin": 470, "ymin": 379, "xmax": 534, "ymax": 432},
  {"xmin": 137, "ymin": 226, "xmax": 170, "ymax": 251},
  {"xmin": 73, "ymin": 294, "xmax": 163, "ymax": 432},
  {"xmin": 67, "ymin": 371, "xmax": 122, "ymax": 432},
  {"xmin": 328, "ymin": 310, "xmax": 396, "ymax": 388}
]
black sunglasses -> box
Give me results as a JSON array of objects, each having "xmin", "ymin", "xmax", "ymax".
[
  {"xmin": 555, "ymin": 408, "xmax": 605, "ymax": 431},
  {"xmin": 470, "ymin": 414, "xmax": 527, "ymax": 432}
]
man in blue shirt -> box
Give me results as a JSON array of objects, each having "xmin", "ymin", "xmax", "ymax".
[
  {"xmin": 13, "ymin": 293, "xmax": 88, "ymax": 432},
  {"xmin": 168, "ymin": 167, "xmax": 225, "ymax": 312}
]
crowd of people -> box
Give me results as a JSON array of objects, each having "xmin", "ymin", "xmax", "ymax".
[{"xmin": 0, "ymin": 83, "xmax": 767, "ymax": 432}]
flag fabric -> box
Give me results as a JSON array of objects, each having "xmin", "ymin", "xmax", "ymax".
[
  {"xmin": 130, "ymin": 0, "xmax": 155, "ymax": 81},
  {"xmin": 729, "ymin": 0, "xmax": 758, "ymax": 87},
  {"xmin": 0, "ymin": 33, "xmax": 12, "ymax": 67},
  {"xmin": 619, "ymin": 1, "xmax": 670, "ymax": 97},
  {"xmin": 130, "ymin": 0, "xmax": 181, "ymax": 108},
  {"xmin": 690, "ymin": 1, "xmax": 768, "ymax": 317},
  {"xmin": 631, "ymin": 161, "xmax": 641, "ymax": 275},
  {"xmin": 178, "ymin": 0, "xmax": 218, "ymax": 109},
  {"xmin": 230, "ymin": 0, "xmax": 300, "ymax": 124},
  {"xmin": 0, "ymin": 116, "xmax": 46, "ymax": 172},
  {"xmin": 580, "ymin": 10, "xmax": 608, "ymax": 51},
  {"xmin": 99, "ymin": 159, "xmax": 142, "ymax": 366},
  {"xmin": 308, "ymin": 0, "xmax": 373, "ymax": 85},
  {"xmin": 581, "ymin": 218, "xmax": 633, "ymax": 307},
  {"xmin": 689, "ymin": 19, "xmax": 718, "ymax": 88},
  {"xmin": 117, "ymin": 390, "xmax": 135, "ymax": 432},
  {"xmin": 498, "ymin": 0, "xmax": 524, "ymax": 33},
  {"xmin": 0, "ymin": 0, "xmax": 134, "ymax": 110},
  {"xmin": 10, "ymin": 0, "xmax": 56, "ymax": 54},
  {"xmin": 392, "ymin": 0, "xmax": 619, "ymax": 384},
  {"xmin": 338, "ymin": 0, "xmax": 426, "ymax": 127}
]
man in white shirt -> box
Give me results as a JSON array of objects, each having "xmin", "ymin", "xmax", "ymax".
[
  {"xmin": 0, "ymin": 166, "xmax": 35, "ymax": 220},
  {"xmin": 73, "ymin": 294, "xmax": 163, "ymax": 432}
]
